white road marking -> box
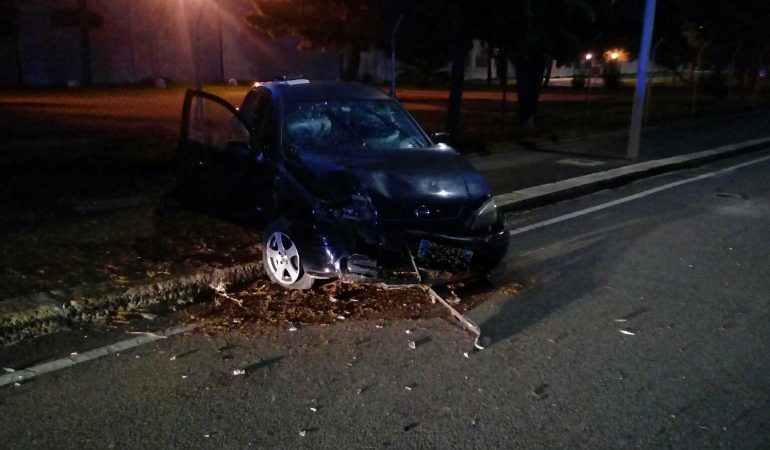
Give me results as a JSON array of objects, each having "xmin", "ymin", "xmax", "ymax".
[
  {"xmin": 509, "ymin": 154, "xmax": 770, "ymax": 236},
  {"xmin": 0, "ymin": 324, "xmax": 198, "ymax": 387}
]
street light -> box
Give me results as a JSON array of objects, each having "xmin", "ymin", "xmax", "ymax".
[
  {"xmin": 585, "ymin": 53, "xmax": 593, "ymax": 61},
  {"xmin": 610, "ymin": 51, "xmax": 619, "ymax": 61}
]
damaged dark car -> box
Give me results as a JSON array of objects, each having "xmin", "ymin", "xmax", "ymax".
[{"xmin": 177, "ymin": 80, "xmax": 508, "ymax": 289}]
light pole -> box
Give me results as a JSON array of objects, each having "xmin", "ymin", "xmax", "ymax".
[
  {"xmin": 627, "ymin": 0, "xmax": 657, "ymax": 160},
  {"xmin": 389, "ymin": 14, "xmax": 404, "ymax": 98}
]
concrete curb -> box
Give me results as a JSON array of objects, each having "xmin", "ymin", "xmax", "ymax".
[
  {"xmin": 0, "ymin": 262, "xmax": 262, "ymax": 346},
  {"xmin": 494, "ymin": 137, "xmax": 770, "ymax": 213}
]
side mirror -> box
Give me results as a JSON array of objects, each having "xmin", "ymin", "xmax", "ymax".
[
  {"xmin": 430, "ymin": 132, "xmax": 451, "ymax": 145},
  {"xmin": 225, "ymin": 140, "xmax": 251, "ymax": 157}
]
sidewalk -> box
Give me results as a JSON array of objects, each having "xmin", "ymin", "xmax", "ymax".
[
  {"xmin": 2, "ymin": 109, "xmax": 769, "ymax": 345},
  {"xmin": 470, "ymin": 110, "xmax": 770, "ymax": 196}
]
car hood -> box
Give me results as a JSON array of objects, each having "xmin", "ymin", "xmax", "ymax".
[{"xmin": 294, "ymin": 146, "xmax": 490, "ymax": 221}]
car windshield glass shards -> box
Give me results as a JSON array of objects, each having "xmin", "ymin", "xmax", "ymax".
[{"xmin": 283, "ymin": 100, "xmax": 429, "ymax": 153}]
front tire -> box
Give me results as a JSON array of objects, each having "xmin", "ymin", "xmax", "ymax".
[{"xmin": 262, "ymin": 219, "xmax": 315, "ymax": 290}]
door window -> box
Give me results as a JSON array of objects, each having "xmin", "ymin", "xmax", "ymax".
[{"xmin": 187, "ymin": 93, "xmax": 249, "ymax": 151}]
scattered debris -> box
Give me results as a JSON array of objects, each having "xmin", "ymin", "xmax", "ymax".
[
  {"xmin": 619, "ymin": 329, "xmax": 636, "ymax": 336},
  {"xmin": 463, "ymin": 352, "xmax": 470, "ymax": 358},
  {"xmin": 288, "ymin": 325, "xmax": 298, "ymax": 332},
  {"xmin": 299, "ymin": 430, "xmax": 307, "ymax": 437},
  {"xmin": 169, "ymin": 355, "xmax": 177, "ymax": 361},
  {"xmin": 336, "ymin": 315, "xmax": 346, "ymax": 320},
  {"xmin": 405, "ymin": 329, "xmax": 413, "ymax": 334},
  {"xmin": 232, "ymin": 369, "xmax": 246, "ymax": 376},
  {"xmin": 14, "ymin": 382, "xmax": 21, "ymax": 387},
  {"xmin": 375, "ymin": 324, "xmax": 383, "ymax": 329},
  {"xmin": 3, "ymin": 367, "xmax": 14, "ymax": 373},
  {"xmin": 614, "ymin": 318, "xmax": 628, "ymax": 323},
  {"xmin": 533, "ymin": 383, "xmax": 550, "ymax": 399},
  {"xmin": 408, "ymin": 340, "xmax": 416, "ymax": 350},
  {"xmin": 140, "ymin": 313, "xmax": 158, "ymax": 321},
  {"xmin": 309, "ymin": 407, "xmax": 317, "ymax": 413},
  {"xmin": 422, "ymin": 286, "xmax": 483, "ymax": 349},
  {"xmin": 181, "ymin": 375, "xmax": 188, "ymax": 379},
  {"xmin": 404, "ymin": 422, "xmax": 418, "ymax": 432},
  {"xmin": 70, "ymin": 352, "xmax": 78, "ymax": 357}
]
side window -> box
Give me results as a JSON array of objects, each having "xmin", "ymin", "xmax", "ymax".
[{"xmin": 188, "ymin": 95, "xmax": 249, "ymax": 151}]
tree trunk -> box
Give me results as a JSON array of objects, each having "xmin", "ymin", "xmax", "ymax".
[
  {"xmin": 514, "ymin": 52, "xmax": 547, "ymax": 131},
  {"xmin": 498, "ymin": 46, "xmax": 509, "ymax": 117},
  {"xmin": 341, "ymin": 41, "xmax": 361, "ymax": 81},
  {"xmin": 542, "ymin": 57, "xmax": 553, "ymax": 87},
  {"xmin": 486, "ymin": 44, "xmax": 493, "ymax": 86},
  {"xmin": 12, "ymin": 27, "xmax": 23, "ymax": 85},
  {"xmin": 78, "ymin": 0, "xmax": 92, "ymax": 85},
  {"xmin": 446, "ymin": 44, "xmax": 468, "ymax": 141}
]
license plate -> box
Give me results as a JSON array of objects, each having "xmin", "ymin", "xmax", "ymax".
[{"xmin": 417, "ymin": 240, "xmax": 473, "ymax": 271}]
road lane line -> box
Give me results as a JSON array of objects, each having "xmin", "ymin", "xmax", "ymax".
[
  {"xmin": 509, "ymin": 154, "xmax": 770, "ymax": 236},
  {"xmin": 0, "ymin": 324, "xmax": 198, "ymax": 387}
]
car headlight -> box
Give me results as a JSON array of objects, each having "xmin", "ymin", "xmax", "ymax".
[{"xmin": 467, "ymin": 197, "xmax": 499, "ymax": 231}]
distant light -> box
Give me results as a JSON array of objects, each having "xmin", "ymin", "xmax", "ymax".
[
  {"xmin": 585, "ymin": 53, "xmax": 593, "ymax": 61},
  {"xmin": 610, "ymin": 51, "xmax": 619, "ymax": 60}
]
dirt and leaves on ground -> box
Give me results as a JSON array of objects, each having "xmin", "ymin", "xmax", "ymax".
[
  {"xmin": 0, "ymin": 202, "xmax": 262, "ymax": 300},
  {"xmin": 180, "ymin": 276, "xmax": 524, "ymax": 336}
]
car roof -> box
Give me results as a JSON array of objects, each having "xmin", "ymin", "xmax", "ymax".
[{"xmin": 256, "ymin": 80, "xmax": 390, "ymax": 103}]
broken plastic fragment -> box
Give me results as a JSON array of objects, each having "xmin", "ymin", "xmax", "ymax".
[
  {"xmin": 336, "ymin": 315, "xmax": 346, "ymax": 320},
  {"xmin": 181, "ymin": 375, "xmax": 188, "ymax": 379},
  {"xmin": 329, "ymin": 296, "xmax": 338, "ymax": 303},
  {"xmin": 375, "ymin": 324, "xmax": 383, "ymax": 329},
  {"xmin": 3, "ymin": 367, "xmax": 14, "ymax": 373},
  {"xmin": 614, "ymin": 318, "xmax": 628, "ymax": 323},
  {"xmin": 140, "ymin": 313, "xmax": 157, "ymax": 321},
  {"xmin": 408, "ymin": 341, "xmax": 416, "ymax": 349},
  {"xmin": 288, "ymin": 325, "xmax": 298, "ymax": 332},
  {"xmin": 405, "ymin": 329, "xmax": 413, "ymax": 334},
  {"xmin": 169, "ymin": 355, "xmax": 177, "ymax": 361},
  {"xmin": 619, "ymin": 329, "xmax": 636, "ymax": 336},
  {"xmin": 463, "ymin": 352, "xmax": 470, "ymax": 358},
  {"xmin": 14, "ymin": 382, "xmax": 21, "ymax": 387},
  {"xmin": 310, "ymin": 407, "xmax": 317, "ymax": 413},
  {"xmin": 233, "ymin": 369, "xmax": 246, "ymax": 376},
  {"xmin": 299, "ymin": 430, "xmax": 307, "ymax": 437},
  {"xmin": 405, "ymin": 386, "xmax": 413, "ymax": 391}
]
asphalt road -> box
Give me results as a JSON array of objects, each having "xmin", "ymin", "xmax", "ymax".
[{"xmin": 2, "ymin": 151, "xmax": 770, "ymax": 449}]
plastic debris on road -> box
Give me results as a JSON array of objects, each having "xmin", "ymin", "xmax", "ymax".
[
  {"xmin": 232, "ymin": 369, "xmax": 246, "ymax": 376},
  {"xmin": 463, "ymin": 352, "xmax": 470, "ymax": 358},
  {"xmin": 619, "ymin": 329, "xmax": 636, "ymax": 336},
  {"xmin": 288, "ymin": 325, "xmax": 298, "ymax": 332},
  {"xmin": 405, "ymin": 329, "xmax": 413, "ymax": 334},
  {"xmin": 299, "ymin": 430, "xmax": 307, "ymax": 437},
  {"xmin": 310, "ymin": 407, "xmax": 317, "ymax": 413},
  {"xmin": 408, "ymin": 340, "xmax": 416, "ymax": 349},
  {"xmin": 169, "ymin": 355, "xmax": 177, "ymax": 361},
  {"xmin": 181, "ymin": 375, "xmax": 188, "ymax": 379}
]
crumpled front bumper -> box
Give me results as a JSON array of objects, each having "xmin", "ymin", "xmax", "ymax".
[{"xmin": 293, "ymin": 220, "xmax": 510, "ymax": 281}]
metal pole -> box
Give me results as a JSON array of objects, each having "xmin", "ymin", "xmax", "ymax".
[
  {"xmin": 644, "ymin": 37, "xmax": 664, "ymax": 123},
  {"xmin": 217, "ymin": 0, "xmax": 225, "ymax": 82},
  {"xmin": 627, "ymin": 0, "xmax": 657, "ymax": 160},
  {"xmin": 389, "ymin": 14, "xmax": 403, "ymax": 98}
]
